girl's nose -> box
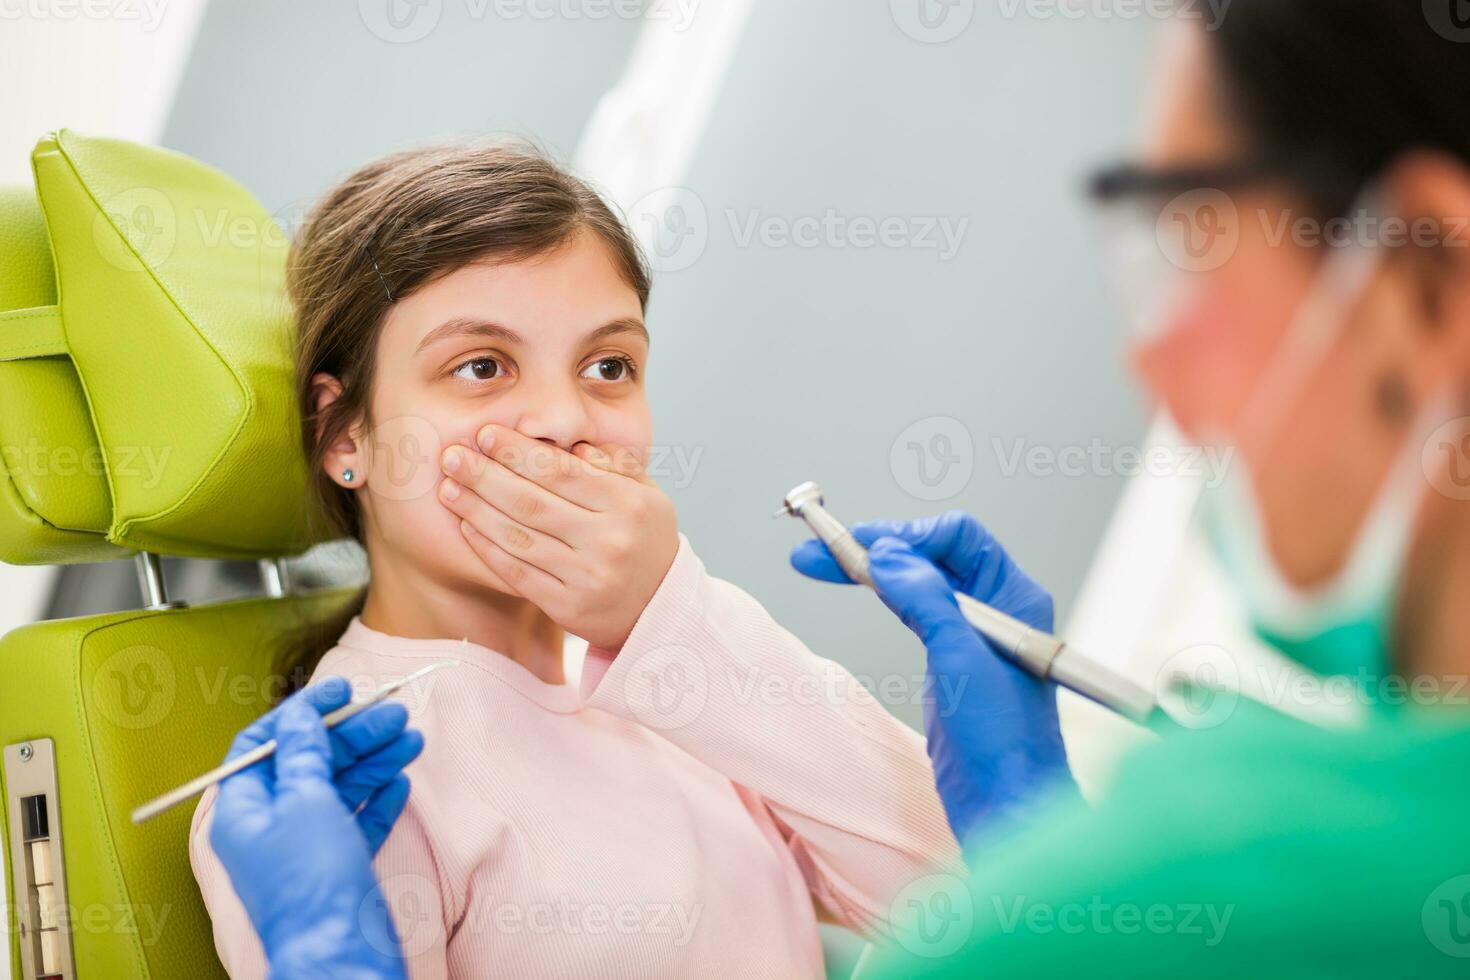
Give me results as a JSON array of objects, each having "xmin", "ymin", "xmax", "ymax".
[{"xmin": 504, "ymin": 379, "xmax": 595, "ymax": 451}]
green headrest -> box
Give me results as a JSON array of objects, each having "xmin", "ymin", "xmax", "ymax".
[
  {"xmin": 0, "ymin": 183, "xmax": 121, "ymax": 563},
  {"xmin": 0, "ymin": 129, "xmax": 322, "ymax": 563}
]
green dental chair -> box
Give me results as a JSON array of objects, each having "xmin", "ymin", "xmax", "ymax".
[{"xmin": 0, "ymin": 129, "xmax": 358, "ymax": 978}]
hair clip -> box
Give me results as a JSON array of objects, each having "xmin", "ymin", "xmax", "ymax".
[{"xmin": 363, "ymin": 243, "xmax": 395, "ymax": 303}]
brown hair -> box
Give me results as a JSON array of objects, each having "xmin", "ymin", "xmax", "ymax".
[{"xmin": 277, "ymin": 139, "xmax": 651, "ymax": 692}]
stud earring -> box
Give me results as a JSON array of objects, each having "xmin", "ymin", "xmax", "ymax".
[{"xmin": 342, "ymin": 468, "xmax": 355, "ymax": 484}]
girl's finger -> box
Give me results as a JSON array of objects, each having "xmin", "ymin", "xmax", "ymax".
[
  {"xmin": 439, "ymin": 476, "xmax": 579, "ymax": 568},
  {"xmin": 475, "ymin": 424, "xmax": 620, "ymax": 511},
  {"xmin": 449, "ymin": 525, "xmax": 524, "ymax": 596},
  {"xmin": 442, "ymin": 445, "xmax": 592, "ymax": 540},
  {"xmin": 573, "ymin": 442, "xmax": 656, "ymax": 487},
  {"xmin": 573, "ymin": 442, "xmax": 616, "ymax": 473},
  {"xmin": 459, "ymin": 520, "xmax": 568, "ymax": 610}
]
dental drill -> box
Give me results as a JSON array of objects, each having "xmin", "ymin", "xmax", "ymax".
[{"xmin": 777, "ymin": 482, "xmax": 1158, "ymax": 724}]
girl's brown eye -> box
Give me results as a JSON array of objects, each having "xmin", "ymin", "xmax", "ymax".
[
  {"xmin": 581, "ymin": 357, "xmax": 629, "ymax": 382},
  {"xmin": 453, "ymin": 357, "xmax": 500, "ymax": 381}
]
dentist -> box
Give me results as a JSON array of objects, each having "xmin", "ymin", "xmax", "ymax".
[{"xmin": 790, "ymin": 0, "xmax": 1470, "ymax": 975}]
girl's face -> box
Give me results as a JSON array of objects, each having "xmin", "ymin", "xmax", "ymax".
[{"xmin": 326, "ymin": 229, "xmax": 652, "ymax": 591}]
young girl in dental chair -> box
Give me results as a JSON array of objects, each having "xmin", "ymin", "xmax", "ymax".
[{"xmin": 188, "ymin": 141, "xmax": 960, "ymax": 978}]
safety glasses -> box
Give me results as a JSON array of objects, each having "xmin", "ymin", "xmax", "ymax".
[
  {"xmin": 1085, "ymin": 155, "xmax": 1378, "ymax": 354},
  {"xmin": 1083, "ymin": 159, "xmax": 1318, "ymax": 346}
]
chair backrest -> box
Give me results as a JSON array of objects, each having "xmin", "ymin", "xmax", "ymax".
[{"xmin": 0, "ymin": 129, "xmax": 356, "ymax": 979}]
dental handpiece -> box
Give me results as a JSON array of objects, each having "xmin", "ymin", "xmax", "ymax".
[{"xmin": 778, "ymin": 482, "xmax": 1157, "ymax": 724}]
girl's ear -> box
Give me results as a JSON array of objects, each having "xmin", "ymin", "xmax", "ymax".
[{"xmin": 312, "ymin": 372, "xmax": 365, "ymax": 489}]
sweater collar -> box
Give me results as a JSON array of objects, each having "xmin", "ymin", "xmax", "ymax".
[{"xmin": 337, "ymin": 615, "xmax": 586, "ymax": 713}]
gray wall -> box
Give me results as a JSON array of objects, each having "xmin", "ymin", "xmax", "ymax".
[
  {"xmin": 162, "ymin": 0, "xmax": 645, "ymax": 225},
  {"xmin": 647, "ymin": 4, "xmax": 1154, "ymax": 725},
  {"xmin": 161, "ymin": 0, "xmax": 1154, "ymax": 727}
]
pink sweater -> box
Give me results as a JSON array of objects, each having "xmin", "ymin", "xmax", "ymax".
[{"xmin": 190, "ymin": 535, "xmax": 961, "ymax": 978}]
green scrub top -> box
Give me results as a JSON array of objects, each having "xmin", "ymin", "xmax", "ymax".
[{"xmin": 870, "ymin": 694, "xmax": 1470, "ymax": 978}]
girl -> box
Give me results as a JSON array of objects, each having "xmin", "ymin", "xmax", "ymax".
[{"xmin": 189, "ymin": 141, "xmax": 961, "ymax": 978}]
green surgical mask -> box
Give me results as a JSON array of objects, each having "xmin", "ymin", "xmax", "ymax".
[
  {"xmin": 1191, "ymin": 187, "xmax": 1441, "ymax": 681},
  {"xmin": 1196, "ymin": 441, "xmax": 1421, "ymax": 679}
]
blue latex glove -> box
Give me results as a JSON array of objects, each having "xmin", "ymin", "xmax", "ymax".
[
  {"xmin": 209, "ymin": 678, "xmax": 425, "ymax": 980},
  {"xmin": 791, "ymin": 512, "xmax": 1077, "ymax": 845}
]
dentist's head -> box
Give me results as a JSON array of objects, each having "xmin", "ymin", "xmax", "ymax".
[{"xmin": 1108, "ymin": 0, "xmax": 1470, "ymax": 677}]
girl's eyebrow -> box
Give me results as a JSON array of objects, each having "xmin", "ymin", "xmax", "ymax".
[
  {"xmin": 415, "ymin": 317, "xmax": 648, "ymax": 355},
  {"xmin": 585, "ymin": 317, "xmax": 649, "ymax": 347},
  {"xmin": 415, "ymin": 318, "xmax": 524, "ymax": 355}
]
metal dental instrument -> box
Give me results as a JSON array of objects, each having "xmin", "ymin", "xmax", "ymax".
[
  {"xmin": 130, "ymin": 660, "xmax": 457, "ymax": 824},
  {"xmin": 777, "ymin": 482, "xmax": 1157, "ymax": 724}
]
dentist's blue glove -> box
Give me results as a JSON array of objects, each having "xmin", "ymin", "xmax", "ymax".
[
  {"xmin": 792, "ymin": 512, "xmax": 1077, "ymax": 846},
  {"xmin": 209, "ymin": 679, "xmax": 425, "ymax": 980}
]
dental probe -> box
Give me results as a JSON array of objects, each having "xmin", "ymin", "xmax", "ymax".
[
  {"xmin": 777, "ymin": 482, "xmax": 1157, "ymax": 724},
  {"xmin": 130, "ymin": 660, "xmax": 457, "ymax": 824}
]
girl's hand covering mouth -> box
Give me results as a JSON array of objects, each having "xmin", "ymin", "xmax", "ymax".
[{"xmin": 437, "ymin": 424, "xmax": 680, "ymax": 651}]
